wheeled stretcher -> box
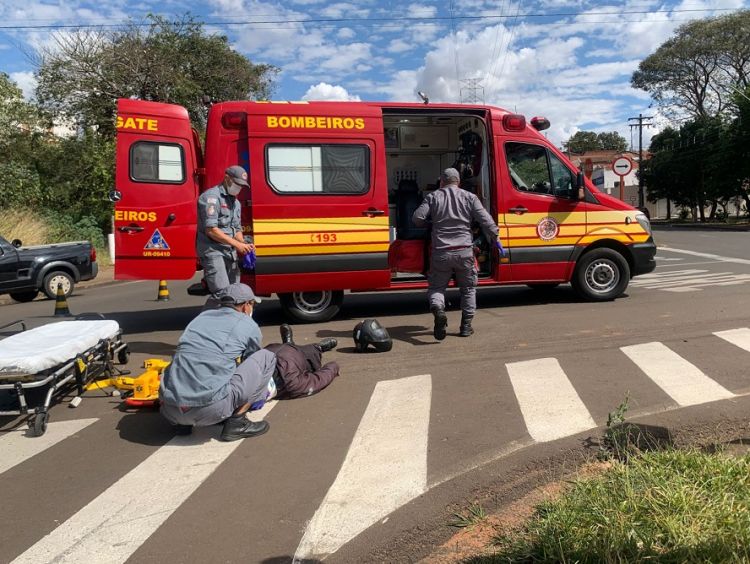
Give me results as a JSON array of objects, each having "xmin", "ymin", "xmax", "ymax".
[{"xmin": 0, "ymin": 318, "xmax": 129, "ymax": 436}]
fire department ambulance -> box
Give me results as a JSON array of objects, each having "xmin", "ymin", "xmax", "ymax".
[{"xmin": 113, "ymin": 98, "xmax": 656, "ymax": 322}]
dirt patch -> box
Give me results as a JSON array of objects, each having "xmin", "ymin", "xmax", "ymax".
[{"xmin": 423, "ymin": 461, "xmax": 611, "ymax": 563}]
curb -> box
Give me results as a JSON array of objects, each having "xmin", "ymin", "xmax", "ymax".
[
  {"xmin": 653, "ymin": 222, "xmax": 750, "ymax": 232},
  {"xmin": 0, "ymin": 267, "xmax": 119, "ymax": 307}
]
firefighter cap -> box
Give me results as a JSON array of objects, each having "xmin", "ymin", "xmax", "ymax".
[
  {"xmin": 441, "ymin": 168, "xmax": 461, "ymax": 183},
  {"xmin": 225, "ymin": 165, "xmax": 249, "ymax": 186},
  {"xmin": 220, "ymin": 282, "xmax": 262, "ymax": 305}
]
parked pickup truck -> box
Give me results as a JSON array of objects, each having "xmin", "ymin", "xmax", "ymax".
[{"xmin": 0, "ymin": 235, "xmax": 98, "ymax": 302}]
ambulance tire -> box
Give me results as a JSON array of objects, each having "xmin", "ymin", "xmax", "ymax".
[
  {"xmin": 572, "ymin": 248, "xmax": 630, "ymax": 301},
  {"xmin": 279, "ymin": 290, "xmax": 344, "ymax": 323}
]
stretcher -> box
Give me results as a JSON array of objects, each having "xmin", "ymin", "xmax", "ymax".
[{"xmin": 0, "ymin": 318, "xmax": 129, "ymax": 436}]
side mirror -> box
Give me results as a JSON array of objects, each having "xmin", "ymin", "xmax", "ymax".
[
  {"xmin": 11, "ymin": 239, "xmax": 22, "ymax": 248},
  {"xmin": 576, "ymin": 172, "xmax": 585, "ymax": 200}
]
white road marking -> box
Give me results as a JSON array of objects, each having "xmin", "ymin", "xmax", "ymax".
[
  {"xmin": 0, "ymin": 418, "xmax": 98, "ymax": 475},
  {"xmin": 632, "ymin": 269, "xmax": 709, "ymax": 280},
  {"xmin": 655, "ymin": 257, "xmax": 684, "ymax": 261},
  {"xmin": 630, "ymin": 268, "xmax": 750, "ymax": 292},
  {"xmin": 658, "ymin": 247, "xmax": 750, "ymax": 265},
  {"xmin": 621, "ymin": 343, "xmax": 734, "ymax": 406},
  {"xmin": 506, "ymin": 358, "xmax": 596, "ymax": 442},
  {"xmin": 11, "ymin": 402, "xmax": 276, "ymax": 564},
  {"xmin": 714, "ymin": 328, "xmax": 750, "ymax": 354},
  {"xmin": 294, "ymin": 374, "xmax": 431, "ymax": 561}
]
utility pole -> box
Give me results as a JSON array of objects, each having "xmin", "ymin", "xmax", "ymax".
[
  {"xmin": 460, "ymin": 78, "xmax": 484, "ymax": 104},
  {"xmin": 628, "ymin": 113, "xmax": 653, "ymax": 209}
]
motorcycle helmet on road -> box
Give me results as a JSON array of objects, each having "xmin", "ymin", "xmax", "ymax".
[{"xmin": 353, "ymin": 318, "xmax": 393, "ymax": 352}]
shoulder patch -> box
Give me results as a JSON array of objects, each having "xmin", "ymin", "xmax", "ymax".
[{"xmin": 206, "ymin": 197, "xmax": 218, "ymax": 204}]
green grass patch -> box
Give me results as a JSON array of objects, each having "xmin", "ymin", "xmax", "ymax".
[
  {"xmin": 471, "ymin": 449, "xmax": 750, "ymax": 563},
  {"xmin": 450, "ymin": 502, "xmax": 487, "ymax": 529}
]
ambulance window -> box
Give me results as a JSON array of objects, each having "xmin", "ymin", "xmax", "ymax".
[
  {"xmin": 130, "ymin": 142, "xmax": 185, "ymax": 184},
  {"xmin": 505, "ymin": 143, "xmax": 552, "ymax": 195},
  {"xmin": 550, "ymin": 153, "xmax": 576, "ymax": 199},
  {"xmin": 266, "ymin": 145, "xmax": 369, "ymax": 194}
]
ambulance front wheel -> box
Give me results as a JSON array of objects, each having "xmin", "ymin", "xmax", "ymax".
[
  {"xmin": 572, "ymin": 248, "xmax": 630, "ymax": 301},
  {"xmin": 279, "ymin": 290, "xmax": 344, "ymax": 323}
]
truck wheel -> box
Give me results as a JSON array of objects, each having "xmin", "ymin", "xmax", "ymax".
[
  {"xmin": 279, "ymin": 290, "xmax": 344, "ymax": 323},
  {"xmin": 10, "ymin": 290, "xmax": 39, "ymax": 302},
  {"xmin": 43, "ymin": 271, "xmax": 75, "ymax": 300},
  {"xmin": 572, "ymin": 248, "xmax": 630, "ymax": 301}
]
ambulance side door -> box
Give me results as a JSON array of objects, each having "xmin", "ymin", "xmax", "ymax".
[
  {"xmin": 499, "ymin": 140, "xmax": 584, "ymax": 281},
  {"xmin": 113, "ymin": 99, "xmax": 201, "ymax": 280}
]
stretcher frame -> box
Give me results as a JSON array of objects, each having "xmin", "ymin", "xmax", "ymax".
[{"xmin": 0, "ymin": 316, "xmax": 130, "ymax": 436}]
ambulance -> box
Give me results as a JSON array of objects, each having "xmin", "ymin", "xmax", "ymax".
[{"xmin": 113, "ymin": 98, "xmax": 656, "ymax": 322}]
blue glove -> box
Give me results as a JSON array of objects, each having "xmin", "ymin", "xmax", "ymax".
[
  {"xmin": 242, "ymin": 250, "xmax": 256, "ymax": 269},
  {"xmin": 495, "ymin": 240, "xmax": 508, "ymax": 258}
]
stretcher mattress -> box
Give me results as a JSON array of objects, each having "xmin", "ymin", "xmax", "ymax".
[{"xmin": 0, "ymin": 320, "xmax": 120, "ymax": 375}]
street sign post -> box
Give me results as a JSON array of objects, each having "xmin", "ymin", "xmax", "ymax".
[{"xmin": 612, "ymin": 156, "xmax": 633, "ymax": 201}]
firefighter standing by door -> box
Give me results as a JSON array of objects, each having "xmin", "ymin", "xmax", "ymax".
[
  {"xmin": 413, "ymin": 168, "xmax": 499, "ymax": 340},
  {"xmin": 197, "ymin": 165, "xmax": 255, "ymax": 301}
]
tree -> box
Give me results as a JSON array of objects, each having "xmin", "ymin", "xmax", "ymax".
[
  {"xmin": 563, "ymin": 130, "xmax": 628, "ymax": 153},
  {"xmin": 35, "ymin": 15, "xmax": 278, "ymax": 135},
  {"xmin": 631, "ymin": 10, "xmax": 750, "ymax": 119}
]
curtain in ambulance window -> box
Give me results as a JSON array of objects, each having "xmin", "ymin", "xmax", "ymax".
[{"xmin": 321, "ymin": 146, "xmax": 366, "ymax": 193}]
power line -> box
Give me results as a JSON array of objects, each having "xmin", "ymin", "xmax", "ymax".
[
  {"xmin": 629, "ymin": 113, "xmax": 654, "ymax": 208},
  {"xmin": 0, "ymin": 7, "xmax": 738, "ymax": 30}
]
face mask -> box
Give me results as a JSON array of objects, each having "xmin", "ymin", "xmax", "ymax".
[{"xmin": 227, "ymin": 182, "xmax": 243, "ymax": 196}]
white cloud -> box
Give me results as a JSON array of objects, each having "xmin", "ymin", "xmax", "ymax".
[
  {"xmin": 9, "ymin": 71, "xmax": 36, "ymax": 99},
  {"xmin": 301, "ymin": 82, "xmax": 361, "ymax": 101},
  {"xmin": 337, "ymin": 27, "xmax": 355, "ymax": 39},
  {"xmin": 406, "ymin": 3, "xmax": 437, "ymax": 18}
]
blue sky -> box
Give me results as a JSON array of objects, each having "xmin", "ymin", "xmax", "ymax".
[{"xmin": 1, "ymin": 0, "xmax": 747, "ymax": 147}]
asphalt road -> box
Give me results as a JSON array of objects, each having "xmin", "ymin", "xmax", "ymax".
[{"xmin": 1, "ymin": 227, "xmax": 750, "ymax": 563}]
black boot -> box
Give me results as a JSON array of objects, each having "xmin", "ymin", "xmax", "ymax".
[
  {"xmin": 220, "ymin": 414, "xmax": 270, "ymax": 442},
  {"xmin": 459, "ymin": 315, "xmax": 474, "ymax": 337},
  {"xmin": 280, "ymin": 323, "xmax": 294, "ymax": 345},
  {"xmin": 431, "ymin": 306, "xmax": 448, "ymax": 341},
  {"xmin": 314, "ymin": 338, "xmax": 338, "ymax": 352}
]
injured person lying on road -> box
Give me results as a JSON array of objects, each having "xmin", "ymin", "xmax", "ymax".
[{"xmin": 159, "ymin": 282, "xmax": 339, "ymax": 442}]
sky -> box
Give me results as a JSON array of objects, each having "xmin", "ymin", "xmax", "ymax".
[{"xmin": 0, "ymin": 0, "xmax": 747, "ymax": 148}]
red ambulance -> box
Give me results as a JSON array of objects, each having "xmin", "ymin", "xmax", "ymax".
[{"xmin": 113, "ymin": 99, "xmax": 656, "ymax": 322}]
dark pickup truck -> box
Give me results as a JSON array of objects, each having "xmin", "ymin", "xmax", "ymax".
[{"xmin": 0, "ymin": 235, "xmax": 98, "ymax": 302}]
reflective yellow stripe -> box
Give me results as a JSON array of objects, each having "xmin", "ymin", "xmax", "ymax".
[{"xmin": 257, "ymin": 243, "xmax": 389, "ymax": 256}]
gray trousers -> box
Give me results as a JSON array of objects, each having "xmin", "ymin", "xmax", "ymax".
[
  {"xmin": 160, "ymin": 350, "xmax": 277, "ymax": 427},
  {"xmin": 427, "ymin": 248, "xmax": 478, "ymax": 317},
  {"xmin": 200, "ymin": 251, "xmax": 239, "ymax": 297}
]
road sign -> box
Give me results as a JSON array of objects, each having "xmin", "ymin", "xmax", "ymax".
[{"xmin": 612, "ymin": 156, "xmax": 633, "ymax": 176}]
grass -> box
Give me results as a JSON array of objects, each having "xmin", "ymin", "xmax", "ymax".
[
  {"xmin": 467, "ymin": 449, "xmax": 750, "ymax": 563},
  {"xmin": 450, "ymin": 503, "xmax": 488, "ymax": 529}
]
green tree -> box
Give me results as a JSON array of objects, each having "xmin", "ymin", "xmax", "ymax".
[
  {"xmin": 632, "ymin": 10, "xmax": 750, "ymax": 119},
  {"xmin": 563, "ymin": 130, "xmax": 628, "ymax": 153},
  {"xmin": 35, "ymin": 14, "xmax": 278, "ymax": 135}
]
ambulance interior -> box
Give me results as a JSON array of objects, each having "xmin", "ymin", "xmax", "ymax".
[{"xmin": 382, "ymin": 111, "xmax": 492, "ymax": 281}]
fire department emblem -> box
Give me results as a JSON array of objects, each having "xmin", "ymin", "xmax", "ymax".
[{"xmin": 536, "ymin": 217, "xmax": 559, "ymax": 241}]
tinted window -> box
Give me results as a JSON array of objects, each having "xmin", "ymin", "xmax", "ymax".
[
  {"xmin": 267, "ymin": 145, "xmax": 369, "ymax": 194},
  {"xmin": 130, "ymin": 142, "xmax": 185, "ymax": 183}
]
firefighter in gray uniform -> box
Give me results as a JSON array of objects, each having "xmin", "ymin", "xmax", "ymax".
[
  {"xmin": 413, "ymin": 168, "xmax": 499, "ymax": 340},
  {"xmin": 197, "ymin": 165, "xmax": 255, "ymax": 301}
]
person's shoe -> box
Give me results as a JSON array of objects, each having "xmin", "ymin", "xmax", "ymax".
[
  {"xmin": 280, "ymin": 323, "xmax": 294, "ymax": 345},
  {"xmin": 220, "ymin": 415, "xmax": 270, "ymax": 442},
  {"xmin": 314, "ymin": 338, "xmax": 338, "ymax": 352},
  {"xmin": 431, "ymin": 307, "xmax": 448, "ymax": 341},
  {"xmin": 173, "ymin": 424, "xmax": 193, "ymax": 436},
  {"xmin": 459, "ymin": 315, "xmax": 474, "ymax": 337}
]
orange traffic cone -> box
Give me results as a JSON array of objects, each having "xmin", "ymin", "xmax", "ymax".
[
  {"xmin": 156, "ymin": 280, "xmax": 170, "ymax": 302},
  {"xmin": 54, "ymin": 283, "xmax": 71, "ymax": 317}
]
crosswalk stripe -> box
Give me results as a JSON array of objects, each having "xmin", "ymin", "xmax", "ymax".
[
  {"xmin": 0, "ymin": 418, "xmax": 98, "ymax": 476},
  {"xmin": 658, "ymin": 247, "xmax": 750, "ymax": 266},
  {"xmin": 506, "ymin": 358, "xmax": 596, "ymax": 442},
  {"xmin": 633, "ymin": 274, "xmax": 746, "ymax": 288},
  {"xmin": 620, "ymin": 342, "xmax": 734, "ymax": 406},
  {"xmin": 11, "ymin": 402, "xmax": 276, "ymax": 564},
  {"xmin": 714, "ymin": 328, "xmax": 750, "ymax": 353},
  {"xmin": 631, "ymin": 269, "xmax": 708, "ymax": 280},
  {"xmin": 294, "ymin": 374, "xmax": 431, "ymax": 561}
]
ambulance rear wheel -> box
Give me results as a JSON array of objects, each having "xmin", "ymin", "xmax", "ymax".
[
  {"xmin": 279, "ymin": 290, "xmax": 344, "ymax": 323},
  {"xmin": 572, "ymin": 248, "xmax": 630, "ymax": 301}
]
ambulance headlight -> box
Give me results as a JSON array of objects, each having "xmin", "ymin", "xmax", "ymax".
[{"xmin": 635, "ymin": 212, "xmax": 651, "ymax": 235}]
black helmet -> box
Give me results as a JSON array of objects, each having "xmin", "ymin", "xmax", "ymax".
[{"xmin": 353, "ymin": 319, "xmax": 393, "ymax": 352}]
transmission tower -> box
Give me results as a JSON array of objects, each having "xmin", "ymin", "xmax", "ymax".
[{"xmin": 460, "ymin": 78, "xmax": 484, "ymax": 104}]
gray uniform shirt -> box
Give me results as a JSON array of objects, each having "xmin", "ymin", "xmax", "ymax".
[
  {"xmin": 413, "ymin": 184, "xmax": 499, "ymax": 250},
  {"xmin": 196, "ymin": 184, "xmax": 242, "ymax": 258},
  {"xmin": 160, "ymin": 307, "xmax": 262, "ymax": 407}
]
